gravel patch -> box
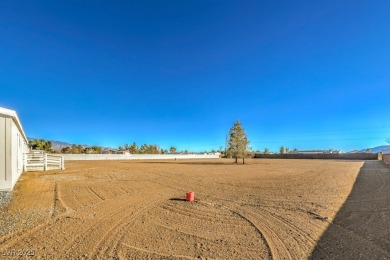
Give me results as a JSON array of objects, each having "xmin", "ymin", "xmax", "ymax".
[{"xmin": 0, "ymin": 191, "xmax": 12, "ymax": 208}]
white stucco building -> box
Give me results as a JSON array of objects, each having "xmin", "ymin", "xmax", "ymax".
[{"xmin": 0, "ymin": 107, "xmax": 29, "ymax": 191}]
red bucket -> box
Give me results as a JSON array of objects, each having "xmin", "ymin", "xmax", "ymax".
[{"xmin": 186, "ymin": 191, "xmax": 195, "ymax": 202}]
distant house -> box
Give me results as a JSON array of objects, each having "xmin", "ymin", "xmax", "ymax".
[
  {"xmin": 116, "ymin": 150, "xmax": 130, "ymax": 155},
  {"xmin": 102, "ymin": 149, "xmax": 116, "ymax": 154},
  {"xmin": 297, "ymin": 150, "xmax": 323, "ymax": 154},
  {"xmin": 326, "ymin": 150, "xmax": 341, "ymax": 154},
  {"xmin": 102, "ymin": 149, "xmax": 130, "ymax": 155}
]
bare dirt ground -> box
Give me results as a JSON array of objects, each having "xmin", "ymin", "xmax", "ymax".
[{"xmin": 0, "ymin": 159, "xmax": 389, "ymax": 259}]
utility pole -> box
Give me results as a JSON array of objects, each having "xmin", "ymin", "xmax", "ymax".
[{"xmin": 225, "ymin": 135, "xmax": 228, "ymax": 158}]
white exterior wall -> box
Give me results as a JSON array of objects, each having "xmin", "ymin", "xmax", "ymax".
[
  {"xmin": 59, "ymin": 153, "xmax": 220, "ymax": 161},
  {"xmin": 0, "ymin": 107, "xmax": 29, "ymax": 191}
]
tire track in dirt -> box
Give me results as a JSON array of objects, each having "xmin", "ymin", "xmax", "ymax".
[
  {"xmin": 1, "ymin": 185, "xmax": 157, "ymax": 256},
  {"xmin": 52, "ymin": 182, "xmax": 59, "ymax": 217},
  {"xmin": 159, "ymin": 203, "xmax": 241, "ymax": 224},
  {"xmin": 145, "ymin": 173, "xmax": 276, "ymax": 257},
  {"xmin": 92, "ymin": 198, "xmax": 166, "ymax": 259},
  {"xmin": 79, "ymin": 171, "xmax": 270, "ymax": 259},
  {"xmin": 152, "ymin": 202, "xmax": 257, "ymax": 241},
  {"xmin": 125, "ymin": 174, "xmax": 274, "ymax": 259},
  {"xmin": 87, "ymin": 186, "xmax": 105, "ymax": 201},
  {"xmin": 60, "ymin": 195, "xmax": 154, "ymax": 256},
  {"xmin": 118, "ymin": 199, "xmax": 269, "ymax": 259},
  {"xmin": 0, "ymin": 222, "xmax": 52, "ymax": 250},
  {"xmin": 120, "ymin": 243, "xmax": 193, "ymax": 259},
  {"xmin": 235, "ymin": 202, "xmax": 323, "ymax": 259},
  {"xmin": 152, "ymin": 221, "xmax": 230, "ymax": 243},
  {"xmin": 196, "ymin": 201, "xmax": 278, "ymax": 260},
  {"xmin": 50, "ymin": 179, "xmax": 173, "ymax": 257},
  {"xmin": 232, "ymin": 208, "xmax": 290, "ymax": 260},
  {"xmin": 257, "ymin": 206, "xmax": 319, "ymax": 245},
  {"xmin": 150, "ymin": 175, "xmax": 278, "ymax": 248},
  {"xmin": 150, "ymin": 218, "xmax": 266, "ymax": 255},
  {"xmin": 230, "ymin": 205, "xmax": 315, "ymax": 259},
  {"xmin": 51, "ymin": 182, "xmax": 73, "ymax": 216},
  {"xmin": 243, "ymin": 207, "xmax": 317, "ymax": 260},
  {"xmin": 151, "ymin": 171, "xmax": 321, "ymax": 259}
]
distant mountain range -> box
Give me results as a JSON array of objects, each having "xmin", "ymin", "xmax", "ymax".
[
  {"xmin": 27, "ymin": 137, "xmax": 112, "ymax": 152},
  {"xmin": 359, "ymin": 145, "xmax": 390, "ymax": 153}
]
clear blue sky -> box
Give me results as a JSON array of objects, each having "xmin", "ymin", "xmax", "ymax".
[{"xmin": 1, "ymin": 0, "xmax": 389, "ymax": 152}]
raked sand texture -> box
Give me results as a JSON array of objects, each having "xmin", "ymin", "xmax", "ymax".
[{"xmin": 0, "ymin": 159, "xmax": 389, "ymax": 259}]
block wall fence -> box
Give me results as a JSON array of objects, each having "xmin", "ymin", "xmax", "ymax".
[
  {"xmin": 383, "ymin": 154, "xmax": 390, "ymax": 165},
  {"xmin": 253, "ymin": 153, "xmax": 380, "ymax": 160}
]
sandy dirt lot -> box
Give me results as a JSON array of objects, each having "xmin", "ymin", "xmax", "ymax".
[{"xmin": 0, "ymin": 159, "xmax": 389, "ymax": 259}]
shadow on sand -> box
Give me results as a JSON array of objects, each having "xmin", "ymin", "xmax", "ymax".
[
  {"xmin": 309, "ymin": 161, "xmax": 390, "ymax": 259},
  {"xmin": 169, "ymin": 197, "xmax": 187, "ymax": 202}
]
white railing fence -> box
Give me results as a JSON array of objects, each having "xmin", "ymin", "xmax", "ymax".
[{"xmin": 23, "ymin": 151, "xmax": 65, "ymax": 172}]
